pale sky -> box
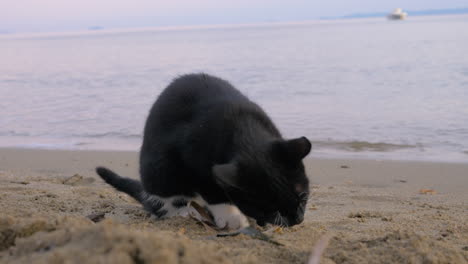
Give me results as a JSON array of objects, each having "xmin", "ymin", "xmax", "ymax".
[{"xmin": 1, "ymin": 0, "xmax": 467, "ymax": 33}]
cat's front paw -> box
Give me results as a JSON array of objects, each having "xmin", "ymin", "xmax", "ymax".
[{"xmin": 208, "ymin": 204, "xmax": 249, "ymax": 230}]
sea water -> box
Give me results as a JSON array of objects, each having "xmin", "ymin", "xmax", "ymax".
[{"xmin": 1, "ymin": 15, "xmax": 467, "ymax": 162}]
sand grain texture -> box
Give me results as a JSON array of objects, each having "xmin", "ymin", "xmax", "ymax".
[{"xmin": 0, "ymin": 148, "xmax": 467, "ymax": 263}]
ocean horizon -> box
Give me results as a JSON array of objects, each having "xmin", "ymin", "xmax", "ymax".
[{"xmin": 1, "ymin": 15, "xmax": 467, "ymax": 163}]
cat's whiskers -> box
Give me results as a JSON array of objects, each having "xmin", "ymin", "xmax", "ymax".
[
  {"xmin": 299, "ymin": 191, "xmax": 309, "ymax": 202},
  {"xmin": 273, "ymin": 211, "xmax": 281, "ymax": 226},
  {"xmin": 279, "ymin": 216, "xmax": 287, "ymax": 228},
  {"xmin": 272, "ymin": 211, "xmax": 288, "ymax": 228},
  {"xmin": 299, "ymin": 202, "xmax": 306, "ymax": 215}
]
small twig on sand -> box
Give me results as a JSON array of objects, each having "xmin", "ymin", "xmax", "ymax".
[
  {"xmin": 307, "ymin": 234, "xmax": 331, "ymax": 264},
  {"xmin": 217, "ymin": 227, "xmax": 284, "ymax": 246}
]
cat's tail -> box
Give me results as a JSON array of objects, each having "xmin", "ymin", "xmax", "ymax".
[{"xmin": 95, "ymin": 167, "xmax": 145, "ymax": 203}]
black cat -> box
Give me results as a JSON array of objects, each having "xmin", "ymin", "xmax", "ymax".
[{"xmin": 96, "ymin": 73, "xmax": 311, "ymax": 229}]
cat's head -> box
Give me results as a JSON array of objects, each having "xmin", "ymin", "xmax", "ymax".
[{"xmin": 213, "ymin": 136, "xmax": 311, "ymax": 227}]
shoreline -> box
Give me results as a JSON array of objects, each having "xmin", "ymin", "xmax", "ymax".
[
  {"xmin": 1, "ymin": 148, "xmax": 467, "ymax": 263},
  {"xmin": 0, "ymin": 139, "xmax": 466, "ymax": 164},
  {"xmin": 1, "ymin": 147, "xmax": 467, "ymax": 194}
]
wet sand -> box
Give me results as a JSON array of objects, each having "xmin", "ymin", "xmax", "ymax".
[{"xmin": 0, "ymin": 148, "xmax": 467, "ymax": 263}]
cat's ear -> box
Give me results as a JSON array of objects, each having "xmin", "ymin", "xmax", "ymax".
[
  {"xmin": 212, "ymin": 163, "xmax": 239, "ymax": 188},
  {"xmin": 272, "ymin": 136, "xmax": 312, "ymax": 162}
]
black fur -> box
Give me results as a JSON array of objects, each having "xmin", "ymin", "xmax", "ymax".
[
  {"xmin": 96, "ymin": 166, "xmax": 144, "ymax": 202},
  {"xmin": 96, "ymin": 73, "xmax": 311, "ymax": 226}
]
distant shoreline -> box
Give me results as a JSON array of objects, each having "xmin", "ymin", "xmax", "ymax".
[
  {"xmin": 1, "ymin": 9, "xmax": 468, "ymax": 36},
  {"xmin": 323, "ymin": 7, "xmax": 468, "ymax": 20}
]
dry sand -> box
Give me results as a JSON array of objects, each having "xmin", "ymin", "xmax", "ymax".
[{"xmin": 0, "ymin": 148, "xmax": 467, "ymax": 263}]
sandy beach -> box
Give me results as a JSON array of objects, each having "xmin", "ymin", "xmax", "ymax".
[{"xmin": 0, "ymin": 148, "xmax": 467, "ymax": 263}]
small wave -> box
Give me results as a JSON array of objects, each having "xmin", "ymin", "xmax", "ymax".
[
  {"xmin": 311, "ymin": 140, "xmax": 418, "ymax": 152},
  {"xmin": 74, "ymin": 142, "xmax": 91, "ymax": 146},
  {"xmin": 0, "ymin": 131, "xmax": 32, "ymax": 137},
  {"xmin": 0, "ymin": 131, "xmax": 142, "ymax": 140},
  {"xmin": 70, "ymin": 132, "xmax": 142, "ymax": 139},
  {"xmin": 13, "ymin": 143, "xmax": 78, "ymax": 150}
]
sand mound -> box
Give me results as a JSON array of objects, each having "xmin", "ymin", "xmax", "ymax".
[{"xmin": 1, "ymin": 216, "xmax": 231, "ymax": 264}]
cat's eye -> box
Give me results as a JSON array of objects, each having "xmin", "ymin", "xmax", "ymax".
[{"xmin": 294, "ymin": 183, "xmax": 307, "ymax": 193}]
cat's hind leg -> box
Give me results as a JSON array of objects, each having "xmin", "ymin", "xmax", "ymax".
[{"xmin": 140, "ymin": 193, "xmax": 194, "ymax": 219}]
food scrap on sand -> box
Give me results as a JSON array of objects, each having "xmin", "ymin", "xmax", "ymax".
[
  {"xmin": 273, "ymin": 226, "xmax": 283, "ymax": 234},
  {"xmin": 419, "ymin": 188, "xmax": 437, "ymax": 195}
]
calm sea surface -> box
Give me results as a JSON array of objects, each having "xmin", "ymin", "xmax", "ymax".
[{"xmin": 1, "ymin": 15, "xmax": 467, "ymax": 162}]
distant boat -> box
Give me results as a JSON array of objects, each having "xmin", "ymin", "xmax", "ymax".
[{"xmin": 388, "ymin": 8, "xmax": 408, "ymax": 20}]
